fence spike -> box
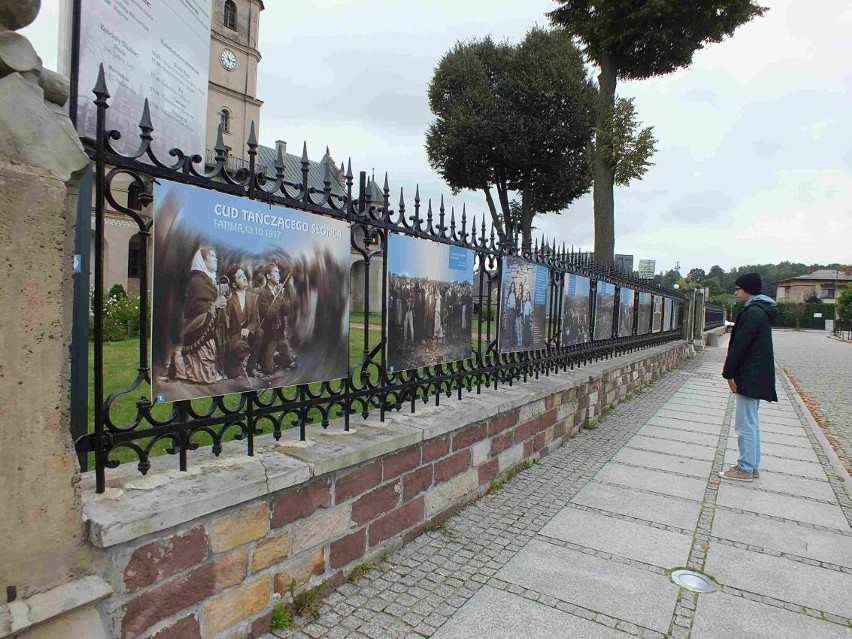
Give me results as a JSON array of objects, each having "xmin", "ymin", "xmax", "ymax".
[
  {"xmin": 247, "ymin": 120, "xmax": 258, "ymax": 148},
  {"xmin": 139, "ymin": 98, "xmax": 153, "ymax": 133},
  {"xmin": 93, "ymin": 63, "xmax": 110, "ymax": 100}
]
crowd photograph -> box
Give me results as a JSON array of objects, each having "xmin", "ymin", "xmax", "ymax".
[
  {"xmin": 562, "ymin": 273, "xmax": 591, "ymax": 346},
  {"xmin": 386, "ymin": 234, "xmax": 475, "ymax": 371},
  {"xmin": 593, "ymin": 281, "xmax": 616, "ymax": 340},
  {"xmin": 617, "ymin": 287, "xmax": 635, "ymax": 337}
]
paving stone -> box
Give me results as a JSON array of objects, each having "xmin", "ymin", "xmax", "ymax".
[
  {"xmin": 594, "ymin": 462, "xmax": 708, "ymax": 501},
  {"xmin": 654, "ymin": 409, "xmax": 724, "ymax": 426},
  {"xmin": 495, "ymin": 539, "xmax": 680, "ymax": 633},
  {"xmin": 692, "ymin": 591, "xmax": 850, "ymax": 639},
  {"xmin": 742, "ymin": 471, "xmax": 835, "ymax": 501},
  {"xmin": 638, "ymin": 424, "xmax": 719, "ymax": 447},
  {"xmin": 612, "ymin": 447, "xmax": 712, "ymax": 478},
  {"xmin": 712, "ymin": 509, "xmax": 852, "ymax": 568},
  {"xmin": 431, "ymin": 587, "xmax": 626, "ymax": 639},
  {"xmin": 723, "ymin": 450, "xmax": 828, "ymax": 480},
  {"xmin": 645, "ymin": 415, "xmax": 721, "ymax": 435},
  {"xmin": 571, "ymin": 481, "xmax": 702, "ymax": 529},
  {"xmin": 716, "ymin": 483, "xmax": 850, "ymax": 530},
  {"xmin": 725, "ymin": 437, "xmax": 820, "ymax": 463},
  {"xmin": 539, "ymin": 506, "xmax": 692, "ymax": 567},
  {"xmin": 705, "ymin": 543, "xmax": 852, "ymax": 618}
]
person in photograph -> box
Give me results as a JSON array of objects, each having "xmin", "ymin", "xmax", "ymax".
[
  {"xmin": 504, "ymin": 280, "xmax": 517, "ymax": 346},
  {"xmin": 404, "ymin": 290, "xmax": 415, "ymax": 344},
  {"xmin": 433, "ymin": 285, "xmax": 444, "ymax": 343},
  {"xmin": 258, "ymin": 262, "xmax": 296, "ymax": 374},
  {"xmin": 180, "ymin": 246, "xmax": 227, "ymax": 384},
  {"xmin": 223, "ymin": 266, "xmax": 265, "ymax": 379},
  {"xmin": 522, "ymin": 290, "xmax": 533, "ymax": 346},
  {"xmin": 515, "ymin": 282, "xmax": 525, "ymax": 347}
]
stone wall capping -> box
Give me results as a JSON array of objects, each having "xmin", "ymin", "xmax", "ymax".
[
  {"xmin": 81, "ymin": 341, "xmax": 687, "ymax": 552},
  {"xmin": 276, "ymin": 420, "xmax": 423, "ymax": 477},
  {"xmin": 82, "ymin": 448, "xmax": 310, "ymax": 549},
  {"xmin": 0, "ymin": 575, "xmax": 112, "ymax": 638}
]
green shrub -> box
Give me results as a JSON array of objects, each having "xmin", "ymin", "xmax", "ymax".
[{"xmin": 101, "ymin": 294, "xmax": 141, "ymax": 341}]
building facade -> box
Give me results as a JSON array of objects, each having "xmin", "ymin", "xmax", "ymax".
[{"xmin": 774, "ymin": 269, "xmax": 851, "ymax": 304}]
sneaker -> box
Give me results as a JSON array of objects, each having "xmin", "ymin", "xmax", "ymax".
[
  {"xmin": 718, "ymin": 466, "xmax": 753, "ymax": 482},
  {"xmin": 727, "ymin": 464, "xmax": 759, "ymax": 479}
]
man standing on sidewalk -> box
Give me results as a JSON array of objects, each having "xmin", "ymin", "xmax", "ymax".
[{"xmin": 720, "ymin": 272, "xmax": 779, "ymax": 482}]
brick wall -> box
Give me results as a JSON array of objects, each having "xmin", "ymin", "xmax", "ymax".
[{"xmin": 89, "ymin": 342, "xmax": 689, "ymax": 638}]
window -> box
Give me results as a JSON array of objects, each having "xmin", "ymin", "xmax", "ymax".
[
  {"xmin": 127, "ymin": 181, "xmax": 144, "ymax": 211},
  {"xmin": 127, "ymin": 235, "xmax": 144, "ymax": 279},
  {"xmin": 819, "ymin": 287, "xmax": 835, "ymax": 299},
  {"xmin": 224, "ymin": 0, "xmax": 237, "ymax": 30},
  {"xmin": 220, "ymin": 108, "xmax": 230, "ymax": 134}
]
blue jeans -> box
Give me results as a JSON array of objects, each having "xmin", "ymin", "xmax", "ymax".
[{"xmin": 734, "ymin": 394, "xmax": 762, "ymax": 472}]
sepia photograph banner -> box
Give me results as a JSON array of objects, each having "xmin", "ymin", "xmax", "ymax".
[
  {"xmin": 386, "ymin": 234, "xmax": 474, "ymax": 372},
  {"xmin": 637, "ymin": 292, "xmax": 652, "ymax": 335},
  {"xmin": 652, "ymin": 295, "xmax": 664, "ymax": 333},
  {"xmin": 151, "ymin": 180, "xmax": 351, "ymax": 403}
]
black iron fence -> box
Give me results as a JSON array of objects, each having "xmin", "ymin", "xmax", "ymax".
[
  {"xmin": 704, "ymin": 304, "xmax": 725, "ymax": 330},
  {"xmin": 834, "ymin": 319, "xmax": 852, "ymax": 340},
  {"xmin": 74, "ymin": 66, "xmax": 686, "ymax": 493}
]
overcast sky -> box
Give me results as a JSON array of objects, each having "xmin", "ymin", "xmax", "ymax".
[{"xmin": 23, "ymin": 0, "xmax": 852, "ymax": 274}]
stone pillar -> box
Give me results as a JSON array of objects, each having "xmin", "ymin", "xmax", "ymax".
[
  {"xmin": 0, "ymin": 2, "xmax": 112, "ymax": 637},
  {"xmin": 692, "ymin": 289, "xmax": 706, "ymax": 349}
]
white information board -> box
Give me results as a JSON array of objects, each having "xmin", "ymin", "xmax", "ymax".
[{"xmin": 74, "ymin": 0, "xmax": 212, "ymax": 158}]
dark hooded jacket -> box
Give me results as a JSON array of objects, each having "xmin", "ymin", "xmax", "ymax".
[{"xmin": 722, "ymin": 295, "xmax": 778, "ymax": 402}]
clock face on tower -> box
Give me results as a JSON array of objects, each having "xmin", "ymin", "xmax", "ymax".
[{"xmin": 220, "ymin": 49, "xmax": 237, "ymax": 71}]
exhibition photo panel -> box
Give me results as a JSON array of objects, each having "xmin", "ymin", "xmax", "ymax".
[
  {"xmin": 652, "ymin": 295, "xmax": 664, "ymax": 333},
  {"xmin": 562, "ymin": 273, "xmax": 591, "ymax": 346},
  {"xmin": 593, "ymin": 281, "xmax": 616, "ymax": 341},
  {"xmin": 664, "ymin": 297, "xmax": 674, "ymax": 331},
  {"xmin": 637, "ymin": 292, "xmax": 652, "ymax": 335},
  {"xmin": 151, "ymin": 180, "xmax": 351, "ymax": 403},
  {"xmin": 386, "ymin": 234, "xmax": 475, "ymax": 372},
  {"xmin": 617, "ymin": 287, "xmax": 635, "ymax": 337},
  {"xmin": 499, "ymin": 257, "xmax": 550, "ymax": 353}
]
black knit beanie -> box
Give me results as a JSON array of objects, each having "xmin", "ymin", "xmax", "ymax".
[{"xmin": 735, "ymin": 272, "xmax": 762, "ymax": 295}]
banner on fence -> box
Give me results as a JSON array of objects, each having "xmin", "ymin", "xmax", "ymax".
[
  {"xmin": 652, "ymin": 295, "xmax": 663, "ymax": 333},
  {"xmin": 618, "ymin": 288, "xmax": 635, "ymax": 337},
  {"xmin": 151, "ymin": 181, "xmax": 350, "ymax": 402},
  {"xmin": 73, "ymin": 0, "xmax": 212, "ymax": 158},
  {"xmin": 562, "ymin": 273, "xmax": 591, "ymax": 346},
  {"xmin": 499, "ymin": 257, "xmax": 549, "ymax": 353},
  {"xmin": 664, "ymin": 298, "xmax": 674, "ymax": 331},
  {"xmin": 594, "ymin": 281, "xmax": 616, "ymax": 340},
  {"xmin": 386, "ymin": 234, "xmax": 474, "ymax": 372},
  {"xmin": 637, "ymin": 292, "xmax": 652, "ymax": 335}
]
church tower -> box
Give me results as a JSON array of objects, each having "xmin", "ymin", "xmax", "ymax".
[{"xmin": 206, "ymin": 0, "xmax": 264, "ymax": 164}]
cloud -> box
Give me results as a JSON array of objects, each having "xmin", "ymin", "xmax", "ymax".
[{"xmin": 665, "ymin": 192, "xmax": 732, "ymax": 222}]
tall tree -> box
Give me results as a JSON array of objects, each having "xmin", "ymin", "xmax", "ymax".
[
  {"xmin": 426, "ymin": 28, "xmax": 596, "ymax": 252},
  {"xmin": 687, "ymin": 267, "xmax": 707, "ymax": 282},
  {"xmin": 549, "ymin": 0, "xmax": 766, "ymax": 264}
]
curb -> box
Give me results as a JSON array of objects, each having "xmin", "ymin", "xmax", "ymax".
[{"xmin": 776, "ymin": 364, "xmax": 852, "ymax": 501}]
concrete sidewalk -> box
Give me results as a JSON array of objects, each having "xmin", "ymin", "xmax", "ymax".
[{"xmin": 271, "ymin": 343, "xmax": 852, "ymax": 639}]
